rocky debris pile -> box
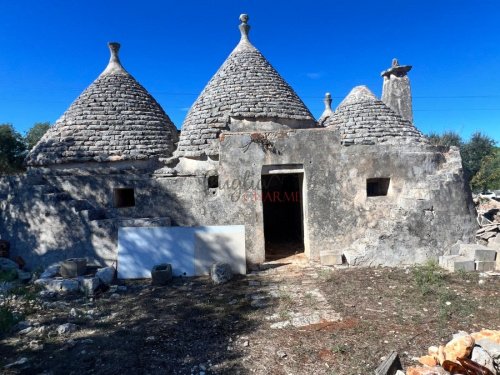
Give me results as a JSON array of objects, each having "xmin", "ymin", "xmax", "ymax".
[
  {"xmin": 0, "ymin": 257, "xmax": 32, "ymax": 295},
  {"xmin": 477, "ymin": 223, "xmax": 500, "ymax": 247},
  {"xmin": 474, "ymin": 195, "xmax": 500, "ymax": 226},
  {"xmin": 1, "ymin": 281, "xmax": 132, "ymax": 372},
  {"xmin": 473, "ymin": 195, "xmax": 500, "ymax": 271},
  {"xmin": 407, "ymin": 330, "xmax": 500, "ymax": 374},
  {"xmin": 34, "ymin": 260, "xmax": 116, "ymax": 296}
]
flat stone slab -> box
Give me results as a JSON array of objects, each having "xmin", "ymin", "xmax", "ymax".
[{"xmin": 117, "ymin": 226, "xmax": 245, "ymax": 279}]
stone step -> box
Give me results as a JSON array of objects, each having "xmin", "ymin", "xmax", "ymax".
[{"xmin": 439, "ymin": 255, "xmax": 475, "ymax": 272}]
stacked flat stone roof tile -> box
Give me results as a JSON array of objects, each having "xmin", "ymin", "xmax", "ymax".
[
  {"xmin": 176, "ymin": 14, "xmax": 315, "ymax": 158},
  {"xmin": 324, "ymin": 86, "xmax": 426, "ymax": 146},
  {"xmin": 26, "ymin": 43, "xmax": 177, "ymax": 167}
]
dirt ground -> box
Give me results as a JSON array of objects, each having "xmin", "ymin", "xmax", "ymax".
[{"xmin": 1, "ymin": 256, "xmax": 499, "ymax": 375}]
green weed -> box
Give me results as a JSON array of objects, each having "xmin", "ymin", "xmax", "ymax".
[
  {"xmin": 0, "ymin": 269, "xmax": 17, "ymax": 282},
  {"xmin": 412, "ymin": 260, "xmax": 446, "ymax": 295},
  {"xmin": 0, "ymin": 306, "xmax": 16, "ymax": 334},
  {"xmin": 331, "ymin": 343, "xmax": 349, "ymax": 354}
]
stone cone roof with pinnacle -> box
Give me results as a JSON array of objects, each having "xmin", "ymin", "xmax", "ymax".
[
  {"xmin": 324, "ymin": 85, "xmax": 426, "ymax": 146},
  {"xmin": 176, "ymin": 14, "xmax": 316, "ymax": 158},
  {"xmin": 26, "ymin": 42, "xmax": 178, "ymax": 167}
]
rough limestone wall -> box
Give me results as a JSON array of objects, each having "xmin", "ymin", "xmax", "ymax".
[
  {"xmin": 0, "ymin": 172, "xmax": 171, "ymax": 269},
  {"xmin": 382, "ymin": 74, "xmax": 413, "ymax": 123},
  {"xmin": 219, "ymin": 130, "xmax": 477, "ymax": 266},
  {"xmin": 0, "ymin": 132, "xmax": 477, "ymax": 270},
  {"xmin": 336, "ymin": 146, "xmax": 477, "ymax": 266},
  {"xmin": 1, "ymin": 174, "xmax": 96, "ymax": 268},
  {"xmin": 219, "ymin": 129, "xmax": 352, "ymax": 264}
]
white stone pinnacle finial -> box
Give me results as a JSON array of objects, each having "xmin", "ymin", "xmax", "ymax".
[
  {"xmin": 239, "ymin": 14, "xmax": 250, "ymax": 42},
  {"xmin": 101, "ymin": 41, "xmax": 126, "ymax": 76},
  {"xmin": 109, "ymin": 42, "xmax": 121, "ymax": 63},
  {"xmin": 324, "ymin": 92, "xmax": 332, "ymax": 111}
]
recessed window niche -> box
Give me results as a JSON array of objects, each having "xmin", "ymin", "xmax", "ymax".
[
  {"xmin": 366, "ymin": 178, "xmax": 390, "ymax": 197},
  {"xmin": 113, "ymin": 188, "xmax": 135, "ymax": 208}
]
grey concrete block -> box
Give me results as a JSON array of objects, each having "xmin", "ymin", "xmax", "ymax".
[
  {"xmin": 456, "ymin": 243, "xmax": 490, "ymax": 255},
  {"xmin": 96, "ymin": 267, "xmax": 115, "ymax": 285},
  {"xmin": 462, "ymin": 248, "xmax": 497, "ymax": 262},
  {"xmin": 440, "ymin": 255, "xmax": 475, "ymax": 272},
  {"xmin": 79, "ymin": 276, "xmax": 101, "ymax": 296},
  {"xmin": 452, "ymin": 259, "xmax": 475, "ymax": 272},
  {"xmin": 475, "ymin": 261, "xmax": 496, "ymax": 272},
  {"xmin": 439, "ymin": 255, "xmax": 461, "ymax": 270},
  {"xmin": 151, "ymin": 264, "xmax": 172, "ymax": 285},
  {"xmin": 320, "ymin": 250, "xmax": 342, "ymax": 266}
]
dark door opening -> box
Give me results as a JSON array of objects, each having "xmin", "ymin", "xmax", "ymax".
[{"xmin": 262, "ymin": 173, "xmax": 304, "ymax": 260}]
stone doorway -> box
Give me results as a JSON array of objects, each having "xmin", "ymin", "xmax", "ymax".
[{"xmin": 261, "ymin": 173, "xmax": 304, "ymax": 260}]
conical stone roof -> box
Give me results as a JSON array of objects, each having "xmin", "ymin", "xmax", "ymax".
[
  {"xmin": 176, "ymin": 14, "xmax": 316, "ymax": 158},
  {"xmin": 26, "ymin": 43, "xmax": 177, "ymax": 167},
  {"xmin": 324, "ymin": 86, "xmax": 425, "ymax": 146}
]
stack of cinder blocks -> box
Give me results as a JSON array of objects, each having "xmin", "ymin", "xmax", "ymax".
[{"xmin": 439, "ymin": 244, "xmax": 497, "ymax": 272}]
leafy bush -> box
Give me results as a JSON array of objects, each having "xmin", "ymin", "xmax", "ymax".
[{"xmin": 0, "ymin": 269, "xmax": 17, "ymax": 282}]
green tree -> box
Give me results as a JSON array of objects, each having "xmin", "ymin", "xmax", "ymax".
[
  {"xmin": 25, "ymin": 122, "xmax": 50, "ymax": 150},
  {"xmin": 427, "ymin": 131, "xmax": 462, "ymax": 147},
  {"xmin": 460, "ymin": 132, "xmax": 496, "ymax": 183},
  {"xmin": 0, "ymin": 124, "xmax": 26, "ymax": 175},
  {"xmin": 471, "ymin": 148, "xmax": 500, "ymax": 192}
]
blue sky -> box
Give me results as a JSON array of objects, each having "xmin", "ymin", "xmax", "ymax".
[{"xmin": 0, "ymin": 0, "xmax": 499, "ymax": 143}]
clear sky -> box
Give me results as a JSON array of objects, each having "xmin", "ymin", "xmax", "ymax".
[{"xmin": 0, "ymin": 0, "xmax": 499, "ymax": 143}]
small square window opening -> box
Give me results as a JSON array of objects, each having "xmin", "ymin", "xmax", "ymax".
[
  {"xmin": 367, "ymin": 178, "xmax": 390, "ymax": 197},
  {"xmin": 113, "ymin": 188, "xmax": 135, "ymax": 208}
]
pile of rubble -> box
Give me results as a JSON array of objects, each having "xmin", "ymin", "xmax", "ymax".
[
  {"xmin": 438, "ymin": 195, "xmax": 500, "ymax": 273},
  {"xmin": 477, "ymin": 223, "xmax": 500, "ymax": 246},
  {"xmin": 0, "ymin": 257, "xmax": 33, "ymax": 295},
  {"xmin": 475, "ymin": 195, "xmax": 500, "ymax": 244},
  {"xmin": 0, "ymin": 255, "xmax": 117, "ymax": 298},
  {"xmin": 376, "ymin": 330, "xmax": 500, "ymax": 375},
  {"xmin": 33, "ymin": 258, "xmax": 116, "ymax": 296},
  {"xmin": 474, "ymin": 195, "xmax": 500, "ymax": 225},
  {"xmin": 408, "ymin": 330, "xmax": 499, "ymax": 374}
]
